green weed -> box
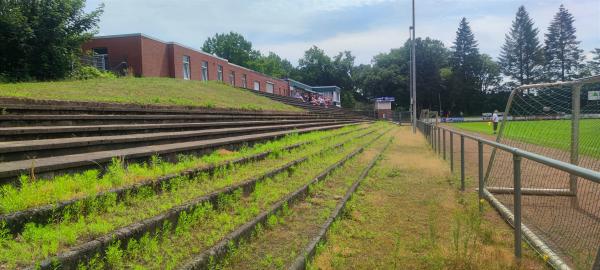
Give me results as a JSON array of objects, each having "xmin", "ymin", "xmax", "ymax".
[
  {"xmin": 0, "ymin": 124, "xmax": 391, "ymax": 267},
  {"xmin": 0, "ymin": 124, "xmax": 370, "ymax": 215}
]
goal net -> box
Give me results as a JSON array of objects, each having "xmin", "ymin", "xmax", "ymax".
[{"xmin": 484, "ymin": 75, "xmax": 600, "ymax": 268}]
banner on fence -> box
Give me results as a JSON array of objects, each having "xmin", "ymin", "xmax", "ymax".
[{"xmin": 441, "ymin": 117, "xmax": 464, "ymax": 122}]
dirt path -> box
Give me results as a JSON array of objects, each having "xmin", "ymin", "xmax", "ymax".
[{"xmin": 311, "ymin": 126, "xmax": 544, "ymax": 269}]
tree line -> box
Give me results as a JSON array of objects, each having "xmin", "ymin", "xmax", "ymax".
[
  {"xmin": 1, "ymin": 1, "xmax": 599, "ymax": 115},
  {"xmin": 202, "ymin": 5, "xmax": 599, "ymax": 115}
]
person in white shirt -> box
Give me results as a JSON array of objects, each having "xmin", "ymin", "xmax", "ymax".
[{"xmin": 492, "ymin": 110, "xmax": 499, "ymax": 134}]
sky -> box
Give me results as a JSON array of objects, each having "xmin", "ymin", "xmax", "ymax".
[{"xmin": 84, "ymin": 0, "xmax": 600, "ymax": 65}]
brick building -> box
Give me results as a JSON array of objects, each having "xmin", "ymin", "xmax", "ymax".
[{"xmin": 82, "ymin": 33, "xmax": 291, "ymax": 96}]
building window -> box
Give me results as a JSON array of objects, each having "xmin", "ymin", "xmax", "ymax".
[
  {"xmin": 183, "ymin": 56, "xmax": 191, "ymax": 80},
  {"xmin": 229, "ymin": 71, "xmax": 235, "ymax": 86},
  {"xmin": 201, "ymin": 61, "xmax": 208, "ymax": 81},
  {"xmin": 92, "ymin": 48, "xmax": 109, "ymax": 71},
  {"xmin": 217, "ymin": 65, "xmax": 223, "ymax": 81},
  {"xmin": 266, "ymin": 82, "xmax": 274, "ymax": 94},
  {"xmin": 253, "ymin": 81, "xmax": 260, "ymax": 91},
  {"xmin": 241, "ymin": 74, "xmax": 247, "ymax": 88}
]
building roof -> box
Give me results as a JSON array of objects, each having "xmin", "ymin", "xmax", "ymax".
[
  {"xmin": 285, "ymin": 79, "xmax": 316, "ymax": 93},
  {"xmin": 285, "ymin": 79, "xmax": 342, "ymax": 94},
  {"xmin": 93, "ymin": 33, "xmax": 230, "ymax": 62},
  {"xmin": 311, "ymin": 86, "xmax": 341, "ymax": 93}
]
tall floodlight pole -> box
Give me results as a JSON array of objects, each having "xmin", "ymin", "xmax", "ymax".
[
  {"xmin": 409, "ymin": 26, "xmax": 413, "ymax": 126},
  {"xmin": 411, "ymin": 0, "xmax": 417, "ymax": 133}
]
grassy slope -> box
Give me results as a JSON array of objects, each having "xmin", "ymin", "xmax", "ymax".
[
  {"xmin": 0, "ymin": 77, "xmax": 300, "ymax": 112},
  {"xmin": 450, "ymin": 120, "xmax": 600, "ymax": 157},
  {"xmin": 311, "ymin": 126, "xmax": 545, "ymax": 269}
]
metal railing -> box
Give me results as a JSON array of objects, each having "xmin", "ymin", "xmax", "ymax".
[{"xmin": 417, "ymin": 120, "xmax": 600, "ymax": 270}]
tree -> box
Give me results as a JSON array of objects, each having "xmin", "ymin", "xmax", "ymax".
[
  {"xmin": 248, "ymin": 52, "xmax": 294, "ymax": 78},
  {"xmin": 331, "ymin": 51, "xmax": 355, "ymax": 92},
  {"xmin": 0, "ymin": 1, "xmax": 32, "ymax": 80},
  {"xmin": 478, "ymin": 54, "xmax": 501, "ymax": 93},
  {"xmin": 296, "ymin": 46, "xmax": 334, "ymax": 85},
  {"xmin": 544, "ymin": 5, "xmax": 584, "ymax": 81},
  {"xmin": 0, "ymin": 0, "xmax": 103, "ymax": 81},
  {"xmin": 202, "ymin": 32, "xmax": 260, "ymax": 68},
  {"xmin": 448, "ymin": 18, "xmax": 482, "ymax": 115},
  {"xmin": 356, "ymin": 38, "xmax": 449, "ymax": 112},
  {"xmin": 586, "ymin": 48, "xmax": 600, "ymax": 75},
  {"xmin": 499, "ymin": 6, "xmax": 544, "ymax": 85}
]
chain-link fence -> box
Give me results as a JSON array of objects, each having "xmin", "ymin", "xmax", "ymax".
[
  {"xmin": 417, "ymin": 75, "xmax": 600, "ymax": 270},
  {"xmin": 392, "ymin": 111, "xmax": 412, "ymax": 125},
  {"xmin": 80, "ymin": 55, "xmax": 131, "ymax": 76}
]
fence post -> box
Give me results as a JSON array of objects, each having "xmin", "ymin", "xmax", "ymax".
[
  {"xmin": 513, "ymin": 153, "xmax": 522, "ymax": 259},
  {"xmin": 570, "ymin": 84, "xmax": 580, "ymax": 200},
  {"xmin": 450, "ymin": 132, "xmax": 454, "ymax": 173},
  {"xmin": 435, "ymin": 127, "xmax": 439, "ymax": 153},
  {"xmin": 460, "ymin": 135, "xmax": 465, "ymax": 191},
  {"xmin": 431, "ymin": 125, "xmax": 434, "ymax": 147},
  {"xmin": 428, "ymin": 125, "xmax": 431, "ymax": 145},
  {"xmin": 432, "ymin": 126, "xmax": 436, "ymax": 150},
  {"xmin": 425, "ymin": 124, "xmax": 431, "ymax": 144},
  {"xmin": 437, "ymin": 126, "xmax": 441, "ymax": 156},
  {"xmin": 443, "ymin": 129, "xmax": 446, "ymax": 160},
  {"xmin": 432, "ymin": 126, "xmax": 435, "ymax": 149},
  {"xmin": 478, "ymin": 141, "xmax": 484, "ymax": 212}
]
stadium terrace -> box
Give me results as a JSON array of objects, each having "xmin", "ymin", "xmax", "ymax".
[{"xmin": 82, "ymin": 33, "xmax": 342, "ymax": 107}]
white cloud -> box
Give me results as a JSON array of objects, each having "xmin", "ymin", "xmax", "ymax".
[
  {"xmin": 470, "ymin": 15, "xmax": 512, "ymax": 57},
  {"xmin": 85, "ymin": 0, "xmax": 599, "ymax": 66}
]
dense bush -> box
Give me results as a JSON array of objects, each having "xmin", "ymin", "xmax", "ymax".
[
  {"xmin": 71, "ymin": 66, "xmax": 117, "ymax": 80},
  {"xmin": 0, "ymin": 0, "xmax": 103, "ymax": 81}
]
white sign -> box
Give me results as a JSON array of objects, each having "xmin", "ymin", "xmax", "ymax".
[{"xmin": 589, "ymin": 91, "xmax": 600, "ymax": 101}]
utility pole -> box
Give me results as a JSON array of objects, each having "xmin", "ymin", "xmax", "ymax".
[
  {"xmin": 411, "ymin": 0, "xmax": 417, "ymax": 133},
  {"xmin": 409, "ymin": 26, "xmax": 413, "ymax": 126}
]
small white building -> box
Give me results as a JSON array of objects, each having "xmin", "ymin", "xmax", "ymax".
[{"xmin": 375, "ymin": 97, "xmax": 394, "ymax": 119}]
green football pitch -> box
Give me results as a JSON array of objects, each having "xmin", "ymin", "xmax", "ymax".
[{"xmin": 450, "ymin": 119, "xmax": 600, "ymax": 158}]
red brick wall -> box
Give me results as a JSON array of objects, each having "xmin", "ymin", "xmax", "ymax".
[
  {"xmin": 82, "ymin": 36, "xmax": 143, "ymax": 76},
  {"xmin": 168, "ymin": 43, "xmax": 229, "ymax": 82},
  {"xmin": 141, "ymin": 37, "xmax": 170, "ymax": 77},
  {"xmin": 83, "ymin": 35, "xmax": 292, "ymax": 96}
]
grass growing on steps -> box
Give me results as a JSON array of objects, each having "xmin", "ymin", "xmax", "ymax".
[
  {"xmin": 0, "ymin": 77, "xmax": 301, "ymax": 111},
  {"xmin": 0, "ymin": 129, "xmax": 381, "ymax": 269},
  {"xmin": 0, "ymin": 124, "xmax": 370, "ymax": 215},
  {"xmin": 309, "ymin": 126, "xmax": 546, "ymax": 270},
  {"xmin": 216, "ymin": 131, "xmax": 391, "ymax": 270},
  {"xmin": 73, "ymin": 132, "xmax": 387, "ymax": 269}
]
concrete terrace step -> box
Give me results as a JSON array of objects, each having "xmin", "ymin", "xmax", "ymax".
[
  {"xmin": 0, "ymin": 119, "xmax": 336, "ymax": 141},
  {"xmin": 251, "ymin": 92, "xmax": 369, "ymax": 118},
  {"xmin": 0, "ymin": 121, "xmax": 353, "ymax": 161},
  {"xmin": 0, "ymin": 123, "xmax": 357, "ymax": 182},
  {"xmin": 0, "ymin": 113, "xmax": 360, "ymax": 127},
  {"xmin": 0, "ymin": 98, "xmax": 307, "ymax": 116}
]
